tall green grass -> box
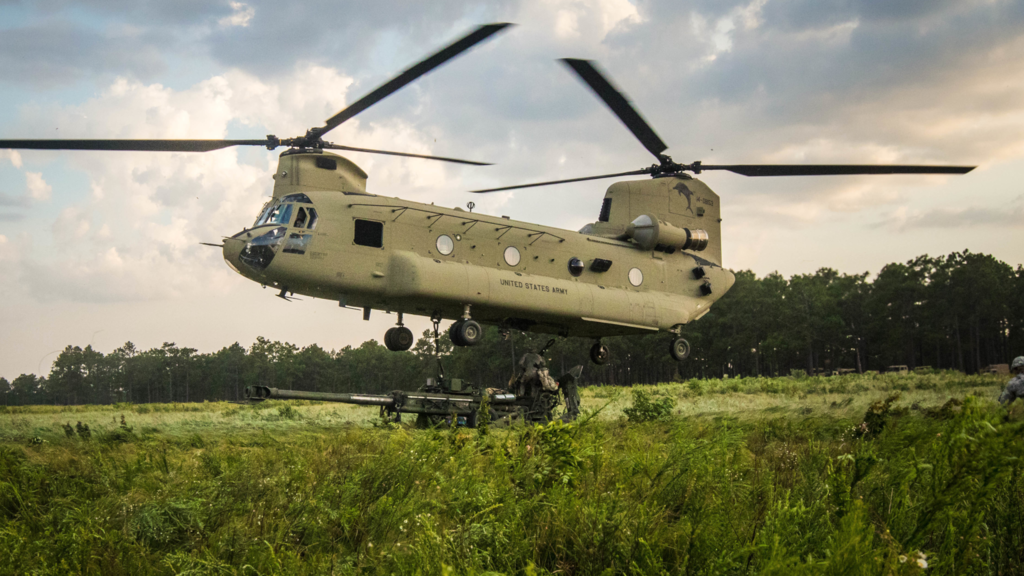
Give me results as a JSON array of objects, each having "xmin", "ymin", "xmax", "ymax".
[{"xmin": 0, "ymin": 374, "xmax": 1021, "ymax": 574}]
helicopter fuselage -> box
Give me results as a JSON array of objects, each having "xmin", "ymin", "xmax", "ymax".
[{"xmin": 222, "ymin": 150, "xmax": 735, "ymax": 339}]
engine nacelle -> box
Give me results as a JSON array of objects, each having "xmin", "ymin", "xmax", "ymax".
[{"xmin": 626, "ymin": 214, "xmax": 709, "ymax": 252}]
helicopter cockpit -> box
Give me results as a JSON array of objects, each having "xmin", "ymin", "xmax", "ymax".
[
  {"xmin": 237, "ymin": 194, "xmax": 319, "ymax": 272},
  {"xmin": 253, "ymin": 193, "xmax": 319, "ymax": 230}
]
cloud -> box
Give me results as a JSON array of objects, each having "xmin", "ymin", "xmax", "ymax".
[
  {"xmin": 52, "ymin": 206, "xmax": 92, "ymax": 242},
  {"xmin": 0, "ymin": 193, "xmax": 29, "ymax": 208},
  {"xmin": 0, "ymin": 166, "xmax": 50, "ymax": 211},
  {"xmin": 219, "ymin": 2, "xmax": 255, "ymax": 28},
  {"xmin": 0, "ymin": 20, "xmax": 169, "ymax": 86},
  {"xmin": 0, "ymin": 151, "xmax": 23, "ymax": 169},
  {"xmin": 878, "ymin": 204, "xmax": 1024, "ymax": 231},
  {"xmin": 546, "ymin": 0, "xmax": 641, "ymax": 39},
  {"xmin": 25, "ymin": 172, "xmax": 52, "ymax": 201}
]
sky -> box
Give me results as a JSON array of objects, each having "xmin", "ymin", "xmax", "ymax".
[{"xmin": 1, "ymin": 0, "xmax": 1022, "ymax": 379}]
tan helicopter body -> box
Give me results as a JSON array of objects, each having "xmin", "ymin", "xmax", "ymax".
[
  {"xmin": 0, "ymin": 22, "xmax": 973, "ymax": 365},
  {"xmin": 221, "ymin": 149, "xmax": 734, "ymax": 350}
]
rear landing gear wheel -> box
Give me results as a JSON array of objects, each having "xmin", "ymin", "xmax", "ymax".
[
  {"xmin": 670, "ymin": 337, "xmax": 691, "ymax": 361},
  {"xmin": 590, "ymin": 342, "xmax": 610, "ymax": 365},
  {"xmin": 385, "ymin": 326, "xmax": 414, "ymax": 351}
]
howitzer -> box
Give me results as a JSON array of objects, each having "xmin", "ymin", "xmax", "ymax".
[{"xmin": 245, "ymin": 353, "xmax": 582, "ymax": 427}]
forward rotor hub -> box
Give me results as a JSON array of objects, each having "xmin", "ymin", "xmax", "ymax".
[{"xmin": 648, "ymin": 156, "xmax": 694, "ymax": 177}]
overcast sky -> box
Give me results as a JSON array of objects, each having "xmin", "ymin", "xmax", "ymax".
[{"xmin": 2, "ymin": 0, "xmax": 1022, "ymax": 379}]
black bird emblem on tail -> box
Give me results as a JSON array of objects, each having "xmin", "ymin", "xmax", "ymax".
[{"xmin": 673, "ymin": 182, "xmax": 694, "ymax": 214}]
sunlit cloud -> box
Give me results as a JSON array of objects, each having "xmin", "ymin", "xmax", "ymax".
[
  {"xmin": 219, "ymin": 2, "xmax": 255, "ymax": 28},
  {"xmin": 25, "ymin": 172, "xmax": 51, "ymax": 201}
]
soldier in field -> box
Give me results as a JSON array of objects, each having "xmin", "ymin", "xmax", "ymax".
[{"xmin": 998, "ymin": 356, "xmax": 1024, "ymax": 405}]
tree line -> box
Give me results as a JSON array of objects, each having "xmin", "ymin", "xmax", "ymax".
[{"xmin": 2, "ymin": 250, "xmax": 1021, "ymax": 406}]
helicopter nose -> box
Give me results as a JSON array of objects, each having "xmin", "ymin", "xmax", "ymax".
[{"xmin": 222, "ymin": 236, "xmax": 247, "ymax": 276}]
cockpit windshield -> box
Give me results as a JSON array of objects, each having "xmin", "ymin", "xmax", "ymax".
[
  {"xmin": 254, "ymin": 203, "xmax": 292, "ymax": 226},
  {"xmin": 253, "ymin": 194, "xmax": 314, "ymax": 227}
]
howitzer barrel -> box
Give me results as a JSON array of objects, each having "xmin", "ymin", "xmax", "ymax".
[
  {"xmin": 245, "ymin": 385, "xmax": 517, "ymax": 407},
  {"xmin": 245, "ymin": 386, "xmax": 394, "ymax": 406}
]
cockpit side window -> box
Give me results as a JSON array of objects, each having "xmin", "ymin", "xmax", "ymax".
[
  {"xmin": 294, "ymin": 207, "xmax": 308, "ymax": 229},
  {"xmin": 306, "ymin": 208, "xmax": 318, "ymax": 230}
]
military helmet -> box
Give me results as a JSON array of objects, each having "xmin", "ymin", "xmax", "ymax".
[{"xmin": 1013, "ymin": 356, "xmax": 1024, "ymax": 371}]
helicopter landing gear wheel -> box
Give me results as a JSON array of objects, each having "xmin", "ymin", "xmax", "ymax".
[
  {"xmin": 385, "ymin": 313, "xmax": 414, "ymax": 352},
  {"xmin": 589, "ymin": 342, "xmax": 610, "ymax": 365},
  {"xmin": 450, "ymin": 319, "xmax": 483, "ymax": 347},
  {"xmin": 670, "ymin": 337, "xmax": 691, "ymax": 361},
  {"xmin": 448, "ymin": 320, "xmax": 464, "ymax": 346},
  {"xmin": 384, "ymin": 326, "xmax": 414, "ymax": 351}
]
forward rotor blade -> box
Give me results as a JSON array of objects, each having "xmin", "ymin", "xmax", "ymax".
[
  {"xmin": 319, "ymin": 23, "xmax": 513, "ymax": 136},
  {"xmin": 470, "ymin": 169, "xmax": 650, "ymax": 193},
  {"xmin": 700, "ymin": 164, "xmax": 976, "ymax": 177},
  {"xmin": 0, "ymin": 139, "xmax": 270, "ymax": 152},
  {"xmin": 560, "ymin": 59, "xmax": 667, "ymax": 160},
  {"xmin": 322, "ymin": 143, "xmax": 491, "ymax": 165}
]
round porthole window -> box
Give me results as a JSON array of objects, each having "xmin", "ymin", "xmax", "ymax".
[
  {"xmin": 568, "ymin": 257, "xmax": 584, "ymax": 277},
  {"xmin": 628, "ymin": 267, "xmax": 643, "ymax": 286},
  {"xmin": 436, "ymin": 235, "xmax": 454, "ymax": 256},
  {"xmin": 503, "ymin": 246, "xmax": 521, "ymax": 266}
]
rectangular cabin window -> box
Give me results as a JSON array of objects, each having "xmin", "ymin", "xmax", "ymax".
[
  {"xmin": 598, "ymin": 198, "xmax": 612, "ymax": 222},
  {"xmin": 353, "ymin": 219, "xmax": 383, "ymax": 248}
]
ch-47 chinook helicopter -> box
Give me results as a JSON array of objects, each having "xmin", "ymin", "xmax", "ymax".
[{"xmin": 1, "ymin": 24, "xmax": 975, "ymax": 367}]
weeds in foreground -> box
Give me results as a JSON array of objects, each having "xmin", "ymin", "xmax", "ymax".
[{"xmin": 0, "ymin": 392, "xmax": 1021, "ymax": 575}]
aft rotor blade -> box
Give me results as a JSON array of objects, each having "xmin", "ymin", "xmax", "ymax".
[
  {"xmin": 470, "ymin": 169, "xmax": 650, "ymax": 193},
  {"xmin": 322, "ymin": 143, "xmax": 491, "ymax": 165},
  {"xmin": 560, "ymin": 59, "xmax": 668, "ymax": 160},
  {"xmin": 700, "ymin": 164, "xmax": 977, "ymax": 177},
  {"xmin": 0, "ymin": 139, "xmax": 270, "ymax": 152},
  {"xmin": 319, "ymin": 23, "xmax": 513, "ymax": 136}
]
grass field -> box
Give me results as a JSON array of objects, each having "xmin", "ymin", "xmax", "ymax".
[{"xmin": 1, "ymin": 372, "xmax": 1022, "ymax": 574}]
